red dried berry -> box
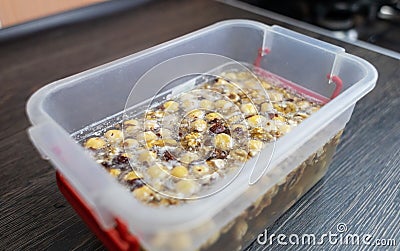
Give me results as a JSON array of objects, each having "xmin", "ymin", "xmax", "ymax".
[
  {"xmin": 163, "ymin": 151, "xmax": 175, "ymax": 161},
  {"xmin": 113, "ymin": 154, "xmax": 129, "ymax": 165},
  {"xmin": 127, "ymin": 178, "xmax": 145, "ymax": 191},
  {"xmin": 101, "ymin": 161, "xmax": 111, "ymax": 168},
  {"xmin": 268, "ymin": 113, "xmax": 278, "ymax": 119},
  {"xmin": 233, "ymin": 127, "xmax": 244, "ymax": 134},
  {"xmin": 207, "ymin": 149, "xmax": 228, "ymax": 160}
]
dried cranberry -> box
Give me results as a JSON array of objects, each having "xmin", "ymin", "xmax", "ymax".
[
  {"xmin": 207, "ymin": 149, "xmax": 228, "ymax": 160},
  {"xmin": 163, "ymin": 151, "xmax": 175, "ymax": 161},
  {"xmin": 233, "ymin": 127, "xmax": 244, "ymax": 134},
  {"xmin": 268, "ymin": 113, "xmax": 278, "ymax": 119},
  {"xmin": 216, "ymin": 150, "xmax": 228, "ymax": 159},
  {"xmin": 208, "ymin": 118, "xmax": 221, "ymax": 124},
  {"xmin": 209, "ymin": 122, "xmax": 229, "ymax": 134},
  {"xmin": 101, "ymin": 161, "xmax": 111, "ymax": 168},
  {"xmin": 113, "ymin": 154, "xmax": 129, "ymax": 165},
  {"xmin": 127, "ymin": 178, "xmax": 145, "ymax": 191}
]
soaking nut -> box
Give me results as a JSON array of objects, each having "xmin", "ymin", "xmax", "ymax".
[
  {"xmin": 215, "ymin": 78, "xmax": 230, "ymax": 86},
  {"xmin": 205, "ymin": 112, "xmax": 221, "ymax": 122},
  {"xmin": 171, "ymin": 166, "xmax": 189, "ymax": 178},
  {"xmin": 214, "ymin": 100, "xmax": 231, "ymax": 109},
  {"xmin": 207, "ymin": 159, "xmax": 225, "ymax": 169},
  {"xmin": 199, "ymin": 99, "xmax": 214, "ymax": 110},
  {"xmin": 182, "ymin": 132, "xmax": 203, "ymax": 150},
  {"xmin": 227, "ymin": 114, "xmax": 243, "ymax": 124},
  {"xmin": 163, "ymin": 100, "xmax": 179, "ymax": 112},
  {"xmin": 80, "ymin": 68, "xmax": 325, "ymax": 207},
  {"xmin": 133, "ymin": 186, "xmax": 154, "ymax": 202},
  {"xmin": 105, "ymin": 130, "xmax": 123, "ymax": 142},
  {"xmin": 267, "ymin": 91, "xmax": 283, "ymax": 102},
  {"xmin": 159, "ymin": 128, "xmax": 172, "ymax": 138},
  {"xmin": 175, "ymin": 180, "xmax": 198, "ymax": 196},
  {"xmin": 260, "ymin": 102, "xmax": 273, "ymax": 113},
  {"xmin": 233, "ymin": 220, "xmax": 248, "ymax": 241},
  {"xmin": 123, "ymin": 138, "xmax": 139, "ymax": 148},
  {"xmin": 124, "ymin": 119, "xmax": 139, "ymax": 127},
  {"xmin": 163, "ymin": 138, "xmax": 178, "ymax": 146},
  {"xmin": 284, "ymin": 102, "xmax": 297, "ymax": 113},
  {"xmin": 84, "ymin": 137, "xmax": 106, "ymax": 149},
  {"xmin": 124, "ymin": 171, "xmax": 140, "ymax": 180},
  {"xmin": 147, "ymin": 139, "xmax": 166, "ymax": 148},
  {"xmin": 277, "ymin": 123, "xmax": 291, "ymax": 134},
  {"xmin": 188, "ymin": 109, "xmax": 204, "ymax": 120},
  {"xmin": 191, "ymin": 119, "xmax": 207, "ymax": 132},
  {"xmin": 144, "ymin": 120, "xmax": 160, "ymax": 131},
  {"xmin": 247, "ymin": 115, "xmax": 267, "ymax": 128},
  {"xmin": 215, "ymin": 133, "xmax": 232, "ymax": 150},
  {"xmin": 147, "ymin": 164, "xmax": 167, "ymax": 179},
  {"xmin": 192, "ymin": 165, "xmax": 210, "ymax": 176},
  {"xmin": 143, "ymin": 131, "xmax": 158, "ymax": 142},
  {"xmin": 261, "ymin": 80, "xmax": 271, "ymax": 89},
  {"xmin": 154, "ymin": 110, "xmax": 165, "ymax": 118},
  {"xmin": 169, "ymin": 233, "xmax": 192, "ymax": 251},
  {"xmin": 240, "ymin": 103, "xmax": 257, "ymax": 116},
  {"xmin": 250, "ymin": 127, "xmax": 273, "ymax": 141},
  {"xmin": 249, "ymin": 139, "xmax": 263, "ymax": 152},
  {"xmin": 272, "ymin": 114, "xmax": 286, "ymax": 122},
  {"xmin": 309, "ymin": 106, "xmax": 320, "ymax": 113},
  {"xmin": 182, "ymin": 100, "xmax": 197, "ymax": 111},
  {"xmin": 230, "ymin": 149, "xmax": 248, "ymax": 162},
  {"xmin": 138, "ymin": 150, "xmax": 157, "ymax": 163},
  {"xmin": 227, "ymin": 92, "xmax": 240, "ymax": 102},
  {"xmin": 124, "ymin": 125, "xmax": 140, "ymax": 135},
  {"xmin": 108, "ymin": 169, "xmax": 121, "ymax": 177}
]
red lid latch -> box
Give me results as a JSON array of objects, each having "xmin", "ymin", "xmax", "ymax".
[
  {"xmin": 253, "ymin": 48, "xmax": 270, "ymax": 68},
  {"xmin": 326, "ymin": 74, "xmax": 343, "ymax": 99}
]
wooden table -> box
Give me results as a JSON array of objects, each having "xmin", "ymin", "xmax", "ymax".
[{"xmin": 0, "ymin": 0, "xmax": 399, "ymax": 250}]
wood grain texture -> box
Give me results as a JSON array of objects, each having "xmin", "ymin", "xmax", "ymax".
[
  {"xmin": 0, "ymin": 0, "xmax": 398, "ymax": 250},
  {"xmin": 0, "ymin": 0, "xmax": 106, "ymax": 27}
]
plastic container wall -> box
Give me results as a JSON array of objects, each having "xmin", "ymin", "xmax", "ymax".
[
  {"xmin": 39, "ymin": 23, "xmax": 265, "ymax": 133},
  {"xmin": 34, "ymin": 21, "xmax": 370, "ymax": 134},
  {"xmin": 26, "ymin": 20, "xmax": 378, "ymax": 251}
]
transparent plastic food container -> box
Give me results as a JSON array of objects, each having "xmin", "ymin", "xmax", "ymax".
[{"xmin": 27, "ymin": 20, "xmax": 377, "ymax": 251}]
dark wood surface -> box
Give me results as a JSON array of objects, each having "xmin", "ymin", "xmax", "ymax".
[{"xmin": 0, "ymin": 0, "xmax": 399, "ymax": 250}]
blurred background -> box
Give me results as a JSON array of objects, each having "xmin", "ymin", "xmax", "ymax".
[
  {"xmin": 0, "ymin": 0, "xmax": 105, "ymax": 27},
  {"xmin": 0, "ymin": 0, "xmax": 399, "ymax": 52},
  {"xmin": 241, "ymin": 0, "xmax": 400, "ymax": 52}
]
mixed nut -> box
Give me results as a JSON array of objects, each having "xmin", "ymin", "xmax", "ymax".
[
  {"xmin": 81, "ymin": 69, "xmax": 324, "ymax": 206},
  {"xmin": 199, "ymin": 130, "xmax": 343, "ymax": 251}
]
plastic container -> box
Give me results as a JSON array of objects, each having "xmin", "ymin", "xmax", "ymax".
[{"xmin": 26, "ymin": 20, "xmax": 377, "ymax": 251}]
